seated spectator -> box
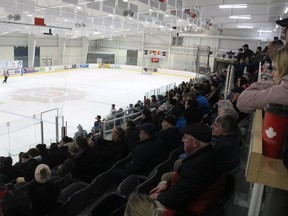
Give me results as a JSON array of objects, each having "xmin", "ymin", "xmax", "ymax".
[
  {"xmin": 157, "ymin": 115, "xmax": 183, "ymax": 154},
  {"xmin": 140, "ymin": 108, "xmax": 153, "ymax": 125},
  {"xmin": 124, "ymin": 120, "xmax": 140, "ymax": 152},
  {"xmin": 211, "ymin": 115, "xmax": 241, "ymax": 171},
  {"xmin": 28, "ymin": 164, "xmax": 60, "ymax": 216},
  {"xmin": 47, "ymin": 143, "xmax": 68, "ymax": 170},
  {"xmin": 36, "ymin": 144, "xmax": 48, "ymax": 159},
  {"xmin": 206, "ymin": 82, "xmax": 220, "ymax": 108},
  {"xmin": 74, "ymin": 124, "xmax": 87, "ymax": 139},
  {"xmin": 70, "ymin": 136, "xmax": 104, "ymax": 183},
  {"xmin": 150, "ymin": 95, "xmax": 159, "ymax": 108},
  {"xmin": 192, "ymin": 84, "xmax": 209, "ymax": 115},
  {"xmin": 218, "ymin": 107, "xmax": 239, "ymax": 120},
  {"xmin": 183, "ymin": 99, "xmax": 203, "ymax": 125},
  {"xmin": 55, "ymin": 141, "xmax": 78, "ymax": 177},
  {"xmin": 17, "ymin": 149, "xmax": 41, "ymax": 183},
  {"xmin": 0, "ymin": 157, "xmax": 23, "ymax": 184},
  {"xmin": 112, "ymin": 123, "xmax": 166, "ymax": 184},
  {"xmin": 96, "ymin": 126, "xmax": 128, "ymax": 169},
  {"xmin": 149, "ymin": 123, "xmax": 225, "ymax": 216},
  {"xmin": 237, "ymin": 47, "xmax": 288, "ymax": 113},
  {"xmin": 59, "ymin": 136, "xmax": 74, "ymax": 147},
  {"xmin": 124, "ymin": 193, "xmax": 166, "ymax": 216},
  {"xmin": 2, "ymin": 189, "xmax": 32, "ymax": 216}
]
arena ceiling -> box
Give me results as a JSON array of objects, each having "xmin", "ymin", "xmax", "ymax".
[{"xmin": 0, "ymin": 0, "xmax": 286, "ymax": 39}]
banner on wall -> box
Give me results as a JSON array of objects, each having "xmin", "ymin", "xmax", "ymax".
[
  {"xmin": 111, "ymin": 64, "xmax": 120, "ymax": 69},
  {"xmin": 0, "ymin": 60, "xmax": 23, "ymax": 71},
  {"xmin": 23, "ymin": 68, "xmax": 39, "ymax": 74},
  {"xmin": 99, "ymin": 64, "xmax": 110, "ymax": 68},
  {"xmin": 79, "ymin": 64, "xmax": 89, "ymax": 68}
]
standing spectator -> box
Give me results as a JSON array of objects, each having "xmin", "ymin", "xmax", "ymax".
[
  {"xmin": 93, "ymin": 115, "xmax": 102, "ymax": 133},
  {"xmin": 237, "ymin": 47, "xmax": 288, "ymax": 113},
  {"xmin": 254, "ymin": 46, "xmax": 264, "ymax": 63},
  {"xmin": 2, "ymin": 70, "xmax": 9, "ymax": 84},
  {"xmin": 110, "ymin": 104, "xmax": 117, "ymax": 115},
  {"xmin": 275, "ymin": 17, "xmax": 288, "ymax": 44},
  {"xmin": 242, "ymin": 44, "xmax": 255, "ymax": 59}
]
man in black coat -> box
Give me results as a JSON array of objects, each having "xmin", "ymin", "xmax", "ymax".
[
  {"xmin": 112, "ymin": 123, "xmax": 166, "ymax": 184},
  {"xmin": 150, "ymin": 124, "xmax": 225, "ymax": 215},
  {"xmin": 125, "ymin": 123, "xmax": 166, "ymax": 176},
  {"xmin": 157, "ymin": 115, "xmax": 183, "ymax": 154}
]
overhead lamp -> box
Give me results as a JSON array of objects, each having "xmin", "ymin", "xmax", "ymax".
[
  {"xmin": 229, "ymin": 15, "xmax": 251, "ymax": 19},
  {"xmin": 257, "ymin": 30, "xmax": 272, "ymax": 33},
  {"xmin": 237, "ymin": 26, "xmax": 254, "ymax": 29},
  {"xmin": 219, "ymin": 4, "xmax": 247, "ymax": 9},
  {"xmin": 285, "ymin": 7, "xmax": 288, "ymax": 13}
]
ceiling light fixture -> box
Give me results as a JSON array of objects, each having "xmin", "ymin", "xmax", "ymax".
[
  {"xmin": 257, "ymin": 30, "xmax": 272, "ymax": 33},
  {"xmin": 285, "ymin": 7, "xmax": 288, "ymax": 13},
  {"xmin": 229, "ymin": 15, "xmax": 251, "ymax": 19},
  {"xmin": 237, "ymin": 26, "xmax": 254, "ymax": 29},
  {"xmin": 219, "ymin": 4, "xmax": 247, "ymax": 9}
]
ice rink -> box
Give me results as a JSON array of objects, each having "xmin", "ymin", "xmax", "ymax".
[{"xmin": 0, "ymin": 68, "xmax": 193, "ymax": 158}]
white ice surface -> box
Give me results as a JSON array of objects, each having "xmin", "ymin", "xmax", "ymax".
[{"xmin": 0, "ymin": 68, "xmax": 193, "ymax": 158}]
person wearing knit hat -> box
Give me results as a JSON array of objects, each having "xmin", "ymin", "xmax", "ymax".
[
  {"xmin": 150, "ymin": 123, "xmax": 225, "ymax": 215},
  {"xmin": 29, "ymin": 164, "xmax": 60, "ymax": 216},
  {"xmin": 182, "ymin": 123, "xmax": 212, "ymax": 144},
  {"xmin": 34, "ymin": 164, "xmax": 51, "ymax": 184}
]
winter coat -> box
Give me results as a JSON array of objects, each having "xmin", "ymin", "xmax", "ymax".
[
  {"xmin": 157, "ymin": 145, "xmax": 225, "ymax": 216},
  {"xmin": 125, "ymin": 136, "xmax": 166, "ymax": 176},
  {"xmin": 237, "ymin": 75, "xmax": 288, "ymax": 113},
  {"xmin": 28, "ymin": 180, "xmax": 60, "ymax": 216},
  {"xmin": 211, "ymin": 135, "xmax": 241, "ymax": 171}
]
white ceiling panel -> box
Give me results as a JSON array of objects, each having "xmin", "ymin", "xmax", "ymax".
[{"xmin": 0, "ymin": 0, "xmax": 285, "ymax": 40}]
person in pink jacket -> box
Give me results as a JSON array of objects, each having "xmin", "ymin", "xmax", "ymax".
[{"xmin": 237, "ymin": 47, "xmax": 288, "ymax": 113}]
